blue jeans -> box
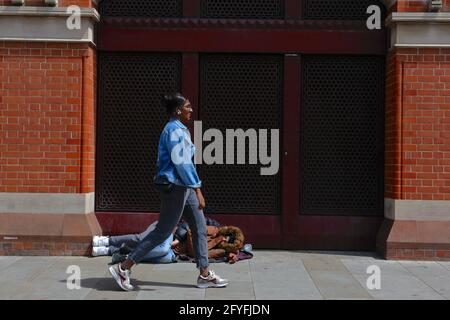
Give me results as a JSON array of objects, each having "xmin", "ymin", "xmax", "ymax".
[
  {"xmin": 128, "ymin": 185, "xmax": 209, "ymax": 269},
  {"xmin": 108, "ymin": 222, "xmax": 175, "ymax": 262}
]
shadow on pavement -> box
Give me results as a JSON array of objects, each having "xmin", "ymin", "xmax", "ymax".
[
  {"xmin": 59, "ymin": 278, "xmax": 196, "ymax": 292},
  {"xmin": 288, "ymin": 250, "xmax": 382, "ymax": 259}
]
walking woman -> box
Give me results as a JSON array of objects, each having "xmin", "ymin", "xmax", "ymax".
[{"xmin": 109, "ymin": 93, "xmax": 229, "ymax": 291}]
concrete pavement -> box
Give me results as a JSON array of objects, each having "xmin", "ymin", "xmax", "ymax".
[{"xmin": 0, "ymin": 250, "xmax": 449, "ymax": 300}]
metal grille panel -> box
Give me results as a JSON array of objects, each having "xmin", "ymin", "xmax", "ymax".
[
  {"xmin": 303, "ymin": 0, "xmax": 386, "ymax": 20},
  {"xmin": 199, "ymin": 55, "xmax": 282, "ymax": 215},
  {"xmin": 201, "ymin": 0, "xmax": 284, "ymax": 19},
  {"xmin": 96, "ymin": 53, "xmax": 181, "ymax": 212},
  {"xmin": 301, "ymin": 55, "xmax": 384, "ymax": 215},
  {"xmin": 98, "ymin": 0, "xmax": 182, "ymax": 18}
]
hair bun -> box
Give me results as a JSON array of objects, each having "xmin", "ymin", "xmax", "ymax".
[
  {"xmin": 162, "ymin": 93, "xmax": 186, "ymax": 115},
  {"xmin": 162, "ymin": 94, "xmax": 172, "ymax": 109}
]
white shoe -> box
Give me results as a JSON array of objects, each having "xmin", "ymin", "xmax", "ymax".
[
  {"xmin": 197, "ymin": 270, "xmax": 229, "ymax": 288},
  {"xmin": 92, "ymin": 235, "xmax": 109, "ymax": 247},
  {"xmin": 109, "ymin": 263, "xmax": 134, "ymax": 291},
  {"xmin": 92, "ymin": 246, "xmax": 109, "ymax": 257}
]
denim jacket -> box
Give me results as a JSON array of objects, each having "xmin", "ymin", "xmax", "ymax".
[{"xmin": 154, "ymin": 117, "xmax": 202, "ymax": 188}]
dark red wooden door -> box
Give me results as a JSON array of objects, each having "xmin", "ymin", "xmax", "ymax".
[{"xmin": 96, "ymin": 0, "xmax": 386, "ymax": 250}]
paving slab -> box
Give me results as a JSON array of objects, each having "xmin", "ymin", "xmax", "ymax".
[
  {"xmin": 399, "ymin": 261, "xmax": 450, "ymax": 300},
  {"xmin": 205, "ymin": 261, "xmax": 254, "ymax": 300},
  {"xmin": 438, "ymin": 261, "xmax": 450, "ymax": 271},
  {"xmin": 0, "ymin": 257, "xmax": 61, "ymax": 299},
  {"xmin": 293, "ymin": 251, "xmax": 379, "ymax": 261},
  {"xmin": 341, "ymin": 259, "xmax": 445, "ymax": 300},
  {"xmin": 340, "ymin": 258, "xmax": 407, "ymax": 276},
  {"xmin": 0, "ymin": 252, "xmax": 449, "ymax": 300},
  {"xmin": 303, "ymin": 256, "xmax": 372, "ymax": 300},
  {"xmin": 153, "ymin": 261, "xmax": 198, "ymax": 271},
  {"xmin": 83, "ymin": 269, "xmax": 140, "ymax": 300},
  {"xmin": 0, "ymin": 256, "xmax": 23, "ymax": 270},
  {"xmin": 16, "ymin": 256, "xmax": 111, "ymax": 300},
  {"xmin": 250, "ymin": 251, "xmax": 322, "ymax": 300},
  {"xmin": 205, "ymin": 280, "xmax": 254, "ymax": 300},
  {"xmin": 134, "ymin": 267, "xmax": 205, "ymax": 300}
]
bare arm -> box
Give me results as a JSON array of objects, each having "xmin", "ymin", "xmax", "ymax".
[{"xmin": 194, "ymin": 188, "xmax": 205, "ymax": 210}]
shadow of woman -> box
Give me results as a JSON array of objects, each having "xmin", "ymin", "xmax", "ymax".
[{"xmin": 59, "ymin": 277, "xmax": 197, "ymax": 292}]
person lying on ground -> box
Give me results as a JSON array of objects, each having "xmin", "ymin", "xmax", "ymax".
[
  {"xmin": 173, "ymin": 223, "xmax": 249, "ymax": 264},
  {"xmin": 91, "ymin": 217, "xmax": 222, "ymax": 264},
  {"xmin": 92, "ymin": 221, "xmax": 176, "ymax": 263}
]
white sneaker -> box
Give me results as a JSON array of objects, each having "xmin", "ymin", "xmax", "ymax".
[
  {"xmin": 92, "ymin": 235, "xmax": 109, "ymax": 247},
  {"xmin": 92, "ymin": 246, "xmax": 109, "ymax": 257},
  {"xmin": 196, "ymin": 270, "xmax": 229, "ymax": 288},
  {"xmin": 109, "ymin": 263, "xmax": 134, "ymax": 291}
]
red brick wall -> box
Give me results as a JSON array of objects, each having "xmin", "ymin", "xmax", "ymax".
[
  {"xmin": 385, "ymin": 49, "xmax": 401, "ymax": 199},
  {"xmin": 0, "ymin": 41, "xmax": 96, "ymax": 193},
  {"xmin": 0, "ymin": 238, "xmax": 91, "ymax": 256},
  {"xmin": 385, "ymin": 48, "xmax": 450, "ymax": 200},
  {"xmin": 81, "ymin": 45, "xmax": 96, "ymax": 194},
  {"xmin": 389, "ymin": 0, "xmax": 450, "ymax": 12}
]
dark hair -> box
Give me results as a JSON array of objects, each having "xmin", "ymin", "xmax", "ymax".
[
  {"xmin": 163, "ymin": 93, "xmax": 186, "ymax": 115},
  {"xmin": 227, "ymin": 233, "xmax": 236, "ymax": 244}
]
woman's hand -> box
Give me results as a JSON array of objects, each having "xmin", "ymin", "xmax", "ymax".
[{"xmin": 195, "ymin": 188, "xmax": 206, "ymax": 210}]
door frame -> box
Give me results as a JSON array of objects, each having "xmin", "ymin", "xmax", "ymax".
[{"xmin": 96, "ymin": 5, "xmax": 386, "ymax": 249}]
